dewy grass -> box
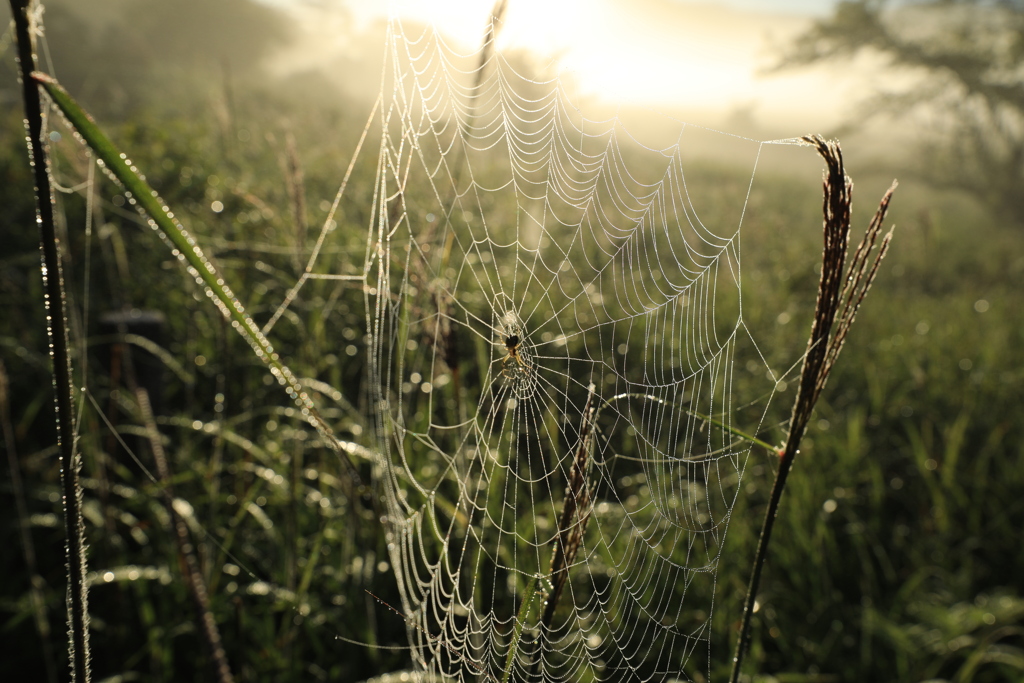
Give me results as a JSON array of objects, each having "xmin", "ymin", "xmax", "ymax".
[
  {"xmin": 9, "ymin": 2, "xmax": 90, "ymax": 681},
  {"xmin": 0, "ymin": 361, "xmax": 57, "ymax": 683},
  {"xmin": 136, "ymin": 387, "xmax": 235, "ymax": 683},
  {"xmin": 32, "ymin": 71, "xmax": 368, "ymax": 505},
  {"xmin": 26, "ymin": 66, "xmax": 376, "ymax": 679}
]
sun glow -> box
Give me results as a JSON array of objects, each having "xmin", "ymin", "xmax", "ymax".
[
  {"xmin": 377, "ymin": 0, "xmax": 768, "ymax": 108},
  {"xmin": 277, "ymin": 0, "xmax": 869, "ymax": 132}
]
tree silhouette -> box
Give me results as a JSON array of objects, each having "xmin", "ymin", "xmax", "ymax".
[{"xmin": 781, "ymin": 0, "xmax": 1024, "ymax": 223}]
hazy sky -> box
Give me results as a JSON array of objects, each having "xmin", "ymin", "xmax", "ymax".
[
  {"xmin": 273, "ymin": 0, "xmax": 877, "ymax": 135},
  {"xmin": 715, "ymin": 0, "xmax": 837, "ymax": 14}
]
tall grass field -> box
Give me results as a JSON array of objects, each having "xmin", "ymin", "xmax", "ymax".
[{"xmin": 2, "ymin": 1, "xmax": 1023, "ymax": 682}]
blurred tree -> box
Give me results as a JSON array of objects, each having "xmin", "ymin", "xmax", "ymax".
[{"xmin": 780, "ymin": 0, "xmax": 1024, "ymax": 223}]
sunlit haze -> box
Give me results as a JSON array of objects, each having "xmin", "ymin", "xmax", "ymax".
[{"xmin": 270, "ymin": 0, "xmax": 885, "ymax": 136}]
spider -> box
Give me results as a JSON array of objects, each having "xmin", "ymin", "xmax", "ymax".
[{"xmin": 502, "ymin": 332, "xmax": 530, "ymax": 375}]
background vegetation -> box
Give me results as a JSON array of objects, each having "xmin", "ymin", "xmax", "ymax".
[{"xmin": 1, "ymin": 1, "xmax": 1022, "ymax": 681}]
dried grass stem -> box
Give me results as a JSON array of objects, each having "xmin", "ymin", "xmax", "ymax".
[{"xmin": 729, "ymin": 135, "xmax": 897, "ymax": 682}]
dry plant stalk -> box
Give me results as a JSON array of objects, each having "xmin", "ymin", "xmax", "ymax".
[
  {"xmin": 526, "ymin": 384, "xmax": 597, "ymax": 679},
  {"xmin": 729, "ymin": 135, "xmax": 897, "ymax": 682},
  {"xmin": 541, "ymin": 383, "xmax": 598, "ymax": 630},
  {"xmin": 136, "ymin": 388, "xmax": 236, "ymax": 683},
  {"xmin": 419, "ymin": 0, "xmax": 505, "ymax": 249},
  {"xmin": 409, "ymin": 0, "xmax": 507, "ymax": 449},
  {"xmin": 284, "ymin": 130, "xmax": 308, "ymax": 274}
]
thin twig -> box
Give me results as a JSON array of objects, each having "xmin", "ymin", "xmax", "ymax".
[{"xmin": 8, "ymin": 2, "xmax": 90, "ymax": 680}]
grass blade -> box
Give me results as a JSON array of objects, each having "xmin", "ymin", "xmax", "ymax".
[{"xmin": 32, "ymin": 71, "xmax": 368, "ymax": 498}]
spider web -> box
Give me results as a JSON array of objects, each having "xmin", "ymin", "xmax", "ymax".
[
  {"xmin": 7, "ymin": 3, "xmax": 829, "ymax": 680},
  {"xmin": 360, "ymin": 17, "xmax": 785, "ymax": 683}
]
